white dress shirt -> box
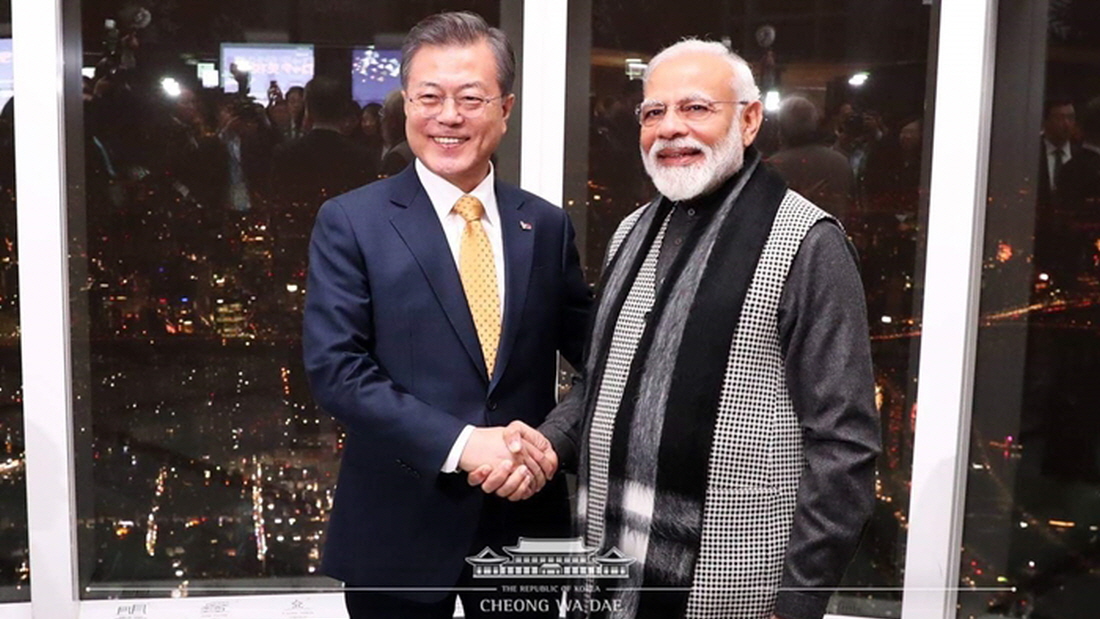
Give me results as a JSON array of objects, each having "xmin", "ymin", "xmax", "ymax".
[
  {"xmin": 416, "ymin": 159, "xmax": 507, "ymax": 308},
  {"xmin": 1045, "ymin": 137, "xmax": 1072, "ymax": 192},
  {"xmin": 414, "ymin": 159, "xmax": 505, "ymax": 473}
]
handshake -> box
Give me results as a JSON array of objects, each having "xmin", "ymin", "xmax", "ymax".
[{"xmin": 458, "ymin": 421, "xmax": 558, "ymax": 502}]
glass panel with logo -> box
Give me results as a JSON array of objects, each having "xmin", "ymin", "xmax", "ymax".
[
  {"xmin": 67, "ymin": 0, "xmax": 520, "ymax": 599},
  {"xmin": 0, "ymin": 0, "xmax": 27, "ymax": 603},
  {"xmin": 961, "ymin": 1, "xmax": 1100, "ymax": 616},
  {"xmin": 563, "ymin": 0, "xmax": 939, "ymax": 615}
]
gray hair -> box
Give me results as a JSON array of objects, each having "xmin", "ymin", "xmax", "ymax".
[
  {"xmin": 400, "ymin": 11, "xmax": 516, "ymax": 96},
  {"xmin": 777, "ymin": 95, "xmax": 820, "ymax": 147},
  {"xmin": 643, "ymin": 39, "xmax": 760, "ymax": 102}
]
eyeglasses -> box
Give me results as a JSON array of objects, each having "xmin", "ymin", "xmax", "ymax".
[
  {"xmin": 635, "ymin": 99, "xmax": 751, "ymax": 127},
  {"xmin": 407, "ymin": 93, "xmax": 505, "ymax": 118}
]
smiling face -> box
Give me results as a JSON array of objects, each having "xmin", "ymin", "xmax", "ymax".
[
  {"xmin": 403, "ymin": 40, "xmax": 514, "ymax": 192},
  {"xmin": 639, "ymin": 50, "xmax": 762, "ymax": 201}
]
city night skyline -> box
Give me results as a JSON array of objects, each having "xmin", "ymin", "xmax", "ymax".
[{"xmin": 2, "ymin": 2, "xmax": 1099, "ymax": 618}]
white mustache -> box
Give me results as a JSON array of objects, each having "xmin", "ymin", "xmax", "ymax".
[{"xmin": 647, "ymin": 137, "xmax": 712, "ymax": 160}]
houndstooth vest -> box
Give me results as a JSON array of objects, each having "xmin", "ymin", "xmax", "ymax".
[{"xmin": 593, "ymin": 189, "xmax": 831, "ymax": 618}]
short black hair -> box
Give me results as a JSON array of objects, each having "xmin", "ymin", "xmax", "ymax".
[
  {"xmin": 1044, "ymin": 95, "xmax": 1074, "ymax": 120},
  {"xmin": 304, "ymin": 77, "xmax": 346, "ymax": 124},
  {"xmin": 342, "ymin": 98, "xmax": 361, "ymax": 120}
]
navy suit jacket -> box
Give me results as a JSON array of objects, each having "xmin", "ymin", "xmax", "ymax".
[{"xmin": 303, "ymin": 164, "xmax": 591, "ymax": 598}]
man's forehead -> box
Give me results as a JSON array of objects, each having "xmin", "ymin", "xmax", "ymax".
[
  {"xmin": 406, "ymin": 41, "xmax": 498, "ymax": 84},
  {"xmin": 408, "ymin": 40, "xmax": 492, "ymax": 65},
  {"xmin": 644, "ymin": 53, "xmax": 735, "ymax": 98},
  {"xmin": 411, "ymin": 79, "xmax": 488, "ymax": 91},
  {"xmin": 640, "ymin": 91, "xmax": 713, "ymax": 106}
]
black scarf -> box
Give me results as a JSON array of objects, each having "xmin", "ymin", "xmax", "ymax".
[{"xmin": 579, "ymin": 149, "xmax": 789, "ymax": 616}]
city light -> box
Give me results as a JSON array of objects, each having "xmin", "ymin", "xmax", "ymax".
[
  {"xmin": 252, "ymin": 458, "xmax": 268, "ymax": 562},
  {"xmin": 160, "ymin": 77, "xmax": 182, "ymax": 98},
  {"xmin": 625, "ymin": 57, "xmax": 647, "ymax": 80},
  {"xmin": 848, "ymin": 71, "xmax": 870, "ymax": 87},
  {"xmin": 196, "ymin": 62, "xmax": 219, "ymax": 89},
  {"xmin": 764, "ymin": 90, "xmax": 781, "ymax": 113}
]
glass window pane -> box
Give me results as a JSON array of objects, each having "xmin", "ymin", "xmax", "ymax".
[
  {"xmin": 0, "ymin": 0, "xmax": 28, "ymax": 603},
  {"xmin": 962, "ymin": 0, "xmax": 1100, "ymax": 615},
  {"xmin": 67, "ymin": 0, "xmax": 519, "ymax": 599},
  {"xmin": 564, "ymin": 1, "xmax": 939, "ymax": 615}
]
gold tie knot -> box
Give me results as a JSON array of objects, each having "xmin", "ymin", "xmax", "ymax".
[{"xmin": 453, "ymin": 195, "xmax": 485, "ymax": 222}]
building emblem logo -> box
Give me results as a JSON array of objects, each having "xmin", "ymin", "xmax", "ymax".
[{"xmin": 466, "ymin": 537, "xmax": 635, "ymax": 579}]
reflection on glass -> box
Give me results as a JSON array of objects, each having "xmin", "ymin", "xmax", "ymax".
[
  {"xmin": 963, "ymin": 1, "xmax": 1100, "ymax": 616},
  {"xmin": 70, "ymin": 0, "xmax": 508, "ymax": 598},
  {"xmin": 565, "ymin": 1, "xmax": 937, "ymax": 615},
  {"xmin": 0, "ymin": 0, "xmax": 29, "ymax": 601}
]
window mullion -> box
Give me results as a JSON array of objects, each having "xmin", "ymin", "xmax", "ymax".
[
  {"xmin": 12, "ymin": 0, "xmax": 81, "ymax": 615},
  {"xmin": 900, "ymin": 0, "xmax": 998, "ymax": 617}
]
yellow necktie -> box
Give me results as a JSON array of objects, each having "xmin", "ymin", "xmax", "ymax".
[{"xmin": 453, "ymin": 195, "xmax": 501, "ymax": 377}]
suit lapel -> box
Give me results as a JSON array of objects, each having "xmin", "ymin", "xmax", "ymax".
[
  {"xmin": 490, "ymin": 182, "xmax": 533, "ymax": 394},
  {"xmin": 388, "ymin": 167, "xmax": 489, "ymax": 381}
]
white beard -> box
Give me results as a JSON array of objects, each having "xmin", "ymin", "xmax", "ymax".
[{"xmin": 641, "ymin": 122, "xmax": 744, "ymax": 202}]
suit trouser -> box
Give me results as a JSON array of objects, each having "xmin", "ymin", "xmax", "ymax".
[{"xmin": 345, "ymin": 494, "xmax": 561, "ymax": 619}]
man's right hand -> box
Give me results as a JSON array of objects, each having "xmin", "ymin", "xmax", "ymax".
[
  {"xmin": 459, "ymin": 427, "xmax": 523, "ymax": 471},
  {"xmin": 466, "ymin": 421, "xmax": 559, "ymax": 501},
  {"xmin": 457, "ymin": 427, "xmax": 534, "ymax": 501}
]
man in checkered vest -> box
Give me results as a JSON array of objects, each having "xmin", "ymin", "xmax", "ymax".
[{"xmin": 472, "ymin": 39, "xmax": 880, "ymax": 619}]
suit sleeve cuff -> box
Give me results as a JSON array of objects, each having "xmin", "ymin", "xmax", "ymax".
[
  {"xmin": 441, "ymin": 425, "xmax": 475, "ymax": 473},
  {"xmin": 538, "ymin": 424, "xmax": 576, "ymax": 472},
  {"xmin": 774, "ymin": 590, "xmax": 829, "ymax": 619}
]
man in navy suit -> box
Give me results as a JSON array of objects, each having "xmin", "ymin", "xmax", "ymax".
[{"xmin": 303, "ymin": 11, "xmax": 591, "ymax": 619}]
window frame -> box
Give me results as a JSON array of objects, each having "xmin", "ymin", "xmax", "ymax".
[
  {"xmin": 5, "ymin": 0, "xmax": 999, "ymax": 618},
  {"xmin": 12, "ymin": 0, "xmax": 80, "ymax": 615},
  {"xmin": 900, "ymin": 0, "xmax": 998, "ymax": 617}
]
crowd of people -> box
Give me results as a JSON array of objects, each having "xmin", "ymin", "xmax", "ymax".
[
  {"xmin": 767, "ymin": 98, "xmax": 925, "ymax": 324},
  {"xmin": 70, "ymin": 67, "xmax": 421, "ymax": 338},
  {"xmin": 767, "ymin": 97, "xmax": 923, "ymax": 228},
  {"xmin": 84, "ymin": 72, "xmax": 409, "ymax": 216}
]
